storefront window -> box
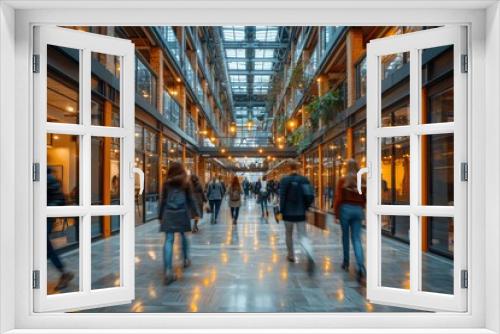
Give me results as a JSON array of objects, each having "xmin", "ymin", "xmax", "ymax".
[
  {"xmin": 144, "ymin": 128, "xmax": 159, "ymax": 221},
  {"xmin": 163, "ymin": 90, "xmax": 181, "ymax": 128},
  {"xmin": 185, "ymin": 149, "xmax": 195, "ymax": 176},
  {"xmin": 356, "ymin": 57, "xmax": 367, "ymax": 98},
  {"xmin": 135, "ymin": 123, "xmax": 144, "ymax": 225},
  {"xmin": 353, "ymin": 124, "xmax": 366, "ymax": 168}
]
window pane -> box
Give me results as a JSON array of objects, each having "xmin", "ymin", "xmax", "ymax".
[
  {"xmin": 47, "ymin": 217, "xmax": 79, "ymax": 295},
  {"xmin": 91, "ymin": 216, "xmax": 121, "ymax": 290},
  {"xmin": 422, "ymin": 217, "xmax": 454, "ymax": 294},
  {"xmin": 92, "ymin": 137, "xmax": 121, "ymax": 206},
  {"xmin": 91, "ymin": 52, "xmax": 121, "ymax": 126},
  {"xmin": 421, "ymin": 45, "xmax": 454, "ymax": 124},
  {"xmin": 47, "ymin": 134, "xmax": 80, "ymax": 206},
  {"xmin": 422, "ymin": 134, "xmax": 454, "ymax": 206},
  {"xmin": 47, "ymin": 45, "xmax": 80, "ymax": 124},
  {"xmin": 380, "ymin": 52, "xmax": 409, "ymax": 127},
  {"xmin": 381, "ymin": 216, "xmax": 410, "ymax": 290},
  {"xmin": 380, "ymin": 137, "xmax": 410, "ymax": 205}
]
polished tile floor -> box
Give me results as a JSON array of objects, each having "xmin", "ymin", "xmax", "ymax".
[{"xmin": 48, "ymin": 197, "xmax": 454, "ymax": 312}]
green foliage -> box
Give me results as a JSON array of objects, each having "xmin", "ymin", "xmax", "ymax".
[
  {"xmin": 287, "ymin": 126, "xmax": 304, "ymax": 147},
  {"xmin": 289, "ymin": 59, "xmax": 310, "ymax": 91},
  {"xmin": 305, "ymin": 88, "xmax": 344, "ymax": 129}
]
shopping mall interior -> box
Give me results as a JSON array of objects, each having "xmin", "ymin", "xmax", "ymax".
[{"xmin": 44, "ymin": 25, "xmax": 455, "ymax": 313}]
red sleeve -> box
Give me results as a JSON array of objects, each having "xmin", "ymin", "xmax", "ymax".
[{"xmin": 333, "ymin": 178, "xmax": 344, "ymax": 217}]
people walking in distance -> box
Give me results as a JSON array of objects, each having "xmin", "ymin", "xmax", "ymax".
[
  {"xmin": 243, "ymin": 177, "xmax": 250, "ymax": 199},
  {"xmin": 279, "ymin": 159, "xmax": 316, "ymax": 275},
  {"xmin": 159, "ymin": 162, "xmax": 199, "ymax": 285},
  {"xmin": 228, "ymin": 176, "xmax": 242, "ymax": 225},
  {"xmin": 219, "ymin": 176, "xmax": 227, "ymax": 198},
  {"xmin": 333, "ymin": 159, "xmax": 367, "ymax": 283},
  {"xmin": 254, "ymin": 179, "xmax": 261, "ymax": 200},
  {"xmin": 46, "ymin": 167, "xmax": 75, "ymax": 291},
  {"xmin": 258, "ymin": 176, "xmax": 270, "ymax": 219},
  {"xmin": 190, "ymin": 174, "xmax": 206, "ymax": 233},
  {"xmin": 206, "ymin": 176, "xmax": 225, "ymax": 224}
]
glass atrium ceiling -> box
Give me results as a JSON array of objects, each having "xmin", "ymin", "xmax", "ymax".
[{"xmin": 221, "ymin": 26, "xmax": 290, "ymax": 137}]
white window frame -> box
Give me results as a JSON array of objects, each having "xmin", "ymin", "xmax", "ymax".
[
  {"xmin": 0, "ymin": 1, "xmax": 498, "ymax": 333},
  {"xmin": 33, "ymin": 26, "xmax": 137, "ymax": 312},
  {"xmin": 365, "ymin": 26, "xmax": 468, "ymax": 312}
]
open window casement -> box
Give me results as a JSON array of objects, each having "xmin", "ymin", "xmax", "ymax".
[
  {"xmin": 363, "ymin": 26, "xmax": 467, "ymax": 312},
  {"xmin": 33, "ymin": 26, "xmax": 140, "ymax": 312}
]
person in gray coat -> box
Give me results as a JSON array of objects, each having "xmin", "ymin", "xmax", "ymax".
[{"xmin": 206, "ymin": 176, "xmax": 224, "ymax": 224}]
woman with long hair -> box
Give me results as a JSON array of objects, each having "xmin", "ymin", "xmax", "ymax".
[
  {"xmin": 190, "ymin": 174, "xmax": 206, "ymax": 233},
  {"xmin": 333, "ymin": 159, "xmax": 367, "ymax": 283},
  {"xmin": 228, "ymin": 175, "xmax": 242, "ymax": 225},
  {"xmin": 159, "ymin": 162, "xmax": 199, "ymax": 285}
]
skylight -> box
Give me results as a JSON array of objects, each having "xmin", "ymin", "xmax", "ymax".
[
  {"xmin": 253, "ymin": 75, "xmax": 271, "ymax": 83},
  {"xmin": 254, "ymin": 62, "xmax": 273, "ymax": 71},
  {"xmin": 222, "ymin": 26, "xmax": 245, "ymax": 41},
  {"xmin": 227, "ymin": 61, "xmax": 247, "ymax": 70},
  {"xmin": 255, "ymin": 26, "xmax": 278, "ymax": 42},
  {"xmin": 230, "ymin": 75, "xmax": 247, "ymax": 83},
  {"xmin": 225, "ymin": 48, "xmax": 246, "ymax": 58},
  {"xmin": 254, "ymin": 49, "xmax": 275, "ymax": 58}
]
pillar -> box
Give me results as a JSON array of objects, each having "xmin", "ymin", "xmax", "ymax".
[
  {"xmin": 150, "ymin": 47, "xmax": 164, "ymax": 113},
  {"xmin": 346, "ymin": 28, "xmax": 364, "ymax": 107},
  {"xmin": 346, "ymin": 127, "xmax": 354, "ymax": 159}
]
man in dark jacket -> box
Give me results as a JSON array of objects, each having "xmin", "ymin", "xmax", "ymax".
[
  {"xmin": 279, "ymin": 159, "xmax": 315, "ymax": 274},
  {"xmin": 47, "ymin": 168, "xmax": 75, "ymax": 291}
]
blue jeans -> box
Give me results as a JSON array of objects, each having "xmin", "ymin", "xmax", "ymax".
[
  {"xmin": 209, "ymin": 199, "xmax": 222, "ymax": 222},
  {"xmin": 164, "ymin": 232, "xmax": 189, "ymax": 272},
  {"xmin": 339, "ymin": 204, "xmax": 365, "ymax": 273},
  {"xmin": 260, "ymin": 196, "xmax": 268, "ymax": 215}
]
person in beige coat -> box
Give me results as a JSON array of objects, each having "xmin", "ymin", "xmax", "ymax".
[{"xmin": 228, "ymin": 175, "xmax": 242, "ymax": 225}]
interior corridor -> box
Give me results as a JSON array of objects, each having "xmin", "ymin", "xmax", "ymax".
[{"xmin": 46, "ymin": 197, "xmax": 453, "ymax": 313}]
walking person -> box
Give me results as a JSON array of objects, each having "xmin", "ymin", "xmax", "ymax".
[
  {"xmin": 190, "ymin": 174, "xmax": 206, "ymax": 233},
  {"xmin": 258, "ymin": 176, "xmax": 269, "ymax": 219},
  {"xmin": 279, "ymin": 159, "xmax": 316, "ymax": 274},
  {"xmin": 159, "ymin": 162, "xmax": 199, "ymax": 285},
  {"xmin": 47, "ymin": 167, "xmax": 75, "ymax": 291},
  {"xmin": 206, "ymin": 176, "xmax": 224, "ymax": 224},
  {"xmin": 228, "ymin": 176, "xmax": 242, "ymax": 225},
  {"xmin": 333, "ymin": 159, "xmax": 367, "ymax": 283},
  {"xmin": 243, "ymin": 177, "xmax": 250, "ymax": 199}
]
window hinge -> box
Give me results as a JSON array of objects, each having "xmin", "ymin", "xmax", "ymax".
[
  {"xmin": 33, "ymin": 163, "xmax": 40, "ymax": 182},
  {"xmin": 461, "ymin": 162, "xmax": 468, "ymax": 182},
  {"xmin": 32, "ymin": 54, "xmax": 40, "ymax": 73},
  {"xmin": 461, "ymin": 269, "xmax": 468, "ymax": 289},
  {"xmin": 461, "ymin": 54, "xmax": 468, "ymax": 73},
  {"xmin": 32, "ymin": 270, "xmax": 40, "ymax": 289}
]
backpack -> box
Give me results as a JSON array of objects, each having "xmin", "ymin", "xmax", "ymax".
[
  {"xmin": 161, "ymin": 187, "xmax": 191, "ymax": 232},
  {"xmin": 230, "ymin": 187, "xmax": 240, "ymax": 201},
  {"xmin": 286, "ymin": 177, "xmax": 314, "ymax": 209}
]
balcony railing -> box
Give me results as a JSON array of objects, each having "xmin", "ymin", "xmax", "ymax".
[
  {"xmin": 136, "ymin": 57, "xmax": 157, "ymax": 107},
  {"xmin": 199, "ymin": 136, "xmax": 276, "ymax": 149},
  {"xmin": 163, "ymin": 90, "xmax": 181, "ymax": 128},
  {"xmin": 156, "ymin": 26, "xmax": 182, "ymax": 65}
]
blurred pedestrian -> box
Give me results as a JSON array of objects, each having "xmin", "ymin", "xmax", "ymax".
[
  {"xmin": 333, "ymin": 159, "xmax": 367, "ymax": 283},
  {"xmin": 207, "ymin": 176, "xmax": 225, "ymax": 224},
  {"xmin": 159, "ymin": 162, "xmax": 199, "ymax": 285},
  {"xmin": 190, "ymin": 174, "xmax": 206, "ymax": 233},
  {"xmin": 228, "ymin": 175, "xmax": 242, "ymax": 225},
  {"xmin": 279, "ymin": 159, "xmax": 316, "ymax": 275}
]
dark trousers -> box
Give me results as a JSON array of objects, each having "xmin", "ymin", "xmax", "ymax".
[
  {"xmin": 209, "ymin": 199, "xmax": 222, "ymax": 222},
  {"xmin": 230, "ymin": 207, "xmax": 240, "ymax": 221},
  {"xmin": 47, "ymin": 218, "xmax": 64, "ymax": 273}
]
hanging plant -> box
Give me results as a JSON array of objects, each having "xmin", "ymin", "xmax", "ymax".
[
  {"xmin": 287, "ymin": 126, "xmax": 304, "ymax": 147},
  {"xmin": 276, "ymin": 114, "xmax": 286, "ymax": 134},
  {"xmin": 305, "ymin": 88, "xmax": 344, "ymax": 129},
  {"xmin": 289, "ymin": 59, "xmax": 310, "ymax": 91}
]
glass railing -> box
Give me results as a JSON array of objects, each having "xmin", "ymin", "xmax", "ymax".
[
  {"xmin": 185, "ymin": 114, "xmax": 197, "ymax": 141},
  {"xmin": 162, "ymin": 90, "xmax": 181, "ymax": 128},
  {"xmin": 136, "ymin": 58, "xmax": 157, "ymax": 106},
  {"xmin": 155, "ymin": 26, "xmax": 182, "ymax": 65}
]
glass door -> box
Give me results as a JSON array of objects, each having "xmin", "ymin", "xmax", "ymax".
[
  {"xmin": 365, "ymin": 26, "xmax": 467, "ymax": 312},
  {"xmin": 33, "ymin": 26, "xmax": 138, "ymax": 312}
]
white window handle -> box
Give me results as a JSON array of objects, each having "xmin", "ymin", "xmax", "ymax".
[
  {"xmin": 357, "ymin": 166, "xmax": 370, "ymax": 195},
  {"xmin": 131, "ymin": 163, "xmax": 145, "ymax": 195}
]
